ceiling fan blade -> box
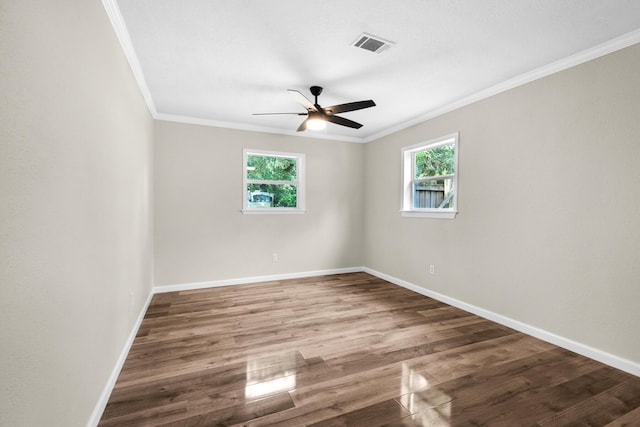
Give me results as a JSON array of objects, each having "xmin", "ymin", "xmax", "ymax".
[
  {"xmin": 252, "ymin": 112, "xmax": 307, "ymax": 115},
  {"xmin": 296, "ymin": 118, "xmax": 308, "ymax": 132},
  {"xmin": 324, "ymin": 100, "xmax": 376, "ymax": 115},
  {"xmin": 288, "ymin": 89, "xmax": 317, "ymax": 112},
  {"xmin": 325, "ymin": 114, "xmax": 363, "ymax": 129}
]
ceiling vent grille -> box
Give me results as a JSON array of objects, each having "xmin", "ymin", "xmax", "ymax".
[{"xmin": 351, "ymin": 33, "xmax": 395, "ymax": 54}]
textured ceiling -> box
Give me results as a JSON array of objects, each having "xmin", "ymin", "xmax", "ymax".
[{"xmin": 113, "ymin": 0, "xmax": 640, "ymax": 142}]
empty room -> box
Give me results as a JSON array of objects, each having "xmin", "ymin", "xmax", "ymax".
[{"xmin": 2, "ymin": 1, "xmax": 640, "ymax": 426}]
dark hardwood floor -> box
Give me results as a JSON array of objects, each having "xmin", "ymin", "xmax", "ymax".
[{"xmin": 99, "ymin": 272, "xmax": 640, "ymax": 426}]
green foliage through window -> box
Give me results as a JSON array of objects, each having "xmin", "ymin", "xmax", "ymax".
[
  {"xmin": 245, "ymin": 152, "xmax": 302, "ymax": 210},
  {"xmin": 247, "ymin": 184, "xmax": 297, "ymax": 208},
  {"xmin": 415, "ymin": 144, "xmax": 455, "ymax": 179},
  {"xmin": 247, "ymin": 155, "xmax": 296, "ymax": 181},
  {"xmin": 402, "ymin": 134, "xmax": 458, "ymax": 215}
]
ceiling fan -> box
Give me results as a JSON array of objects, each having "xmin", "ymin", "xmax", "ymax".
[{"xmin": 253, "ymin": 86, "xmax": 376, "ymax": 132}]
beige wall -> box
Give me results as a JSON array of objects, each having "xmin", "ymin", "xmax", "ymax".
[
  {"xmin": 153, "ymin": 121, "xmax": 364, "ymax": 286},
  {"xmin": 0, "ymin": 1, "xmax": 153, "ymax": 426},
  {"xmin": 363, "ymin": 44, "xmax": 640, "ymax": 363},
  {"xmin": 2, "ymin": 1, "xmax": 638, "ymax": 423}
]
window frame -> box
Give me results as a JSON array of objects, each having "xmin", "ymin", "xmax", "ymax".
[
  {"xmin": 242, "ymin": 148, "xmax": 306, "ymax": 215},
  {"xmin": 401, "ymin": 133, "xmax": 459, "ymax": 219}
]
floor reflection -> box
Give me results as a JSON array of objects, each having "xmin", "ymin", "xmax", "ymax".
[
  {"xmin": 399, "ymin": 364, "xmax": 451, "ymax": 426},
  {"xmin": 244, "ymin": 352, "xmax": 297, "ymax": 400}
]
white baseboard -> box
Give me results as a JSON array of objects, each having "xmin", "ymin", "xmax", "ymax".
[
  {"xmin": 156, "ymin": 266, "xmax": 640, "ymax": 377},
  {"xmin": 362, "ymin": 267, "xmax": 640, "ymax": 377},
  {"xmin": 86, "ymin": 290, "xmax": 154, "ymax": 427},
  {"xmin": 87, "ymin": 266, "xmax": 362, "ymax": 426},
  {"xmin": 153, "ymin": 266, "xmax": 364, "ymax": 293},
  {"xmin": 89, "ymin": 264, "xmax": 639, "ymax": 426}
]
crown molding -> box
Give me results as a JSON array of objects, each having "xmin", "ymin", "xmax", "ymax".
[
  {"xmin": 362, "ymin": 29, "xmax": 640, "ymax": 143},
  {"xmin": 101, "ymin": 1, "xmax": 640, "ymax": 144},
  {"xmin": 101, "ymin": 0, "xmax": 157, "ymax": 116},
  {"xmin": 154, "ymin": 113, "xmax": 366, "ymax": 143}
]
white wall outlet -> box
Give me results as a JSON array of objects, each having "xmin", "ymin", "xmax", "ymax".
[
  {"xmin": 429, "ymin": 265, "xmax": 435, "ymax": 275},
  {"xmin": 272, "ymin": 253, "xmax": 278, "ymax": 262}
]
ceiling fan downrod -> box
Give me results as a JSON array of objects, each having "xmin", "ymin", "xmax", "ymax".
[{"xmin": 310, "ymin": 86, "xmax": 323, "ymax": 106}]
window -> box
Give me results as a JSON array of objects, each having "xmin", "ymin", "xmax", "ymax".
[
  {"xmin": 242, "ymin": 149, "xmax": 305, "ymax": 214},
  {"xmin": 401, "ymin": 133, "xmax": 459, "ymax": 219}
]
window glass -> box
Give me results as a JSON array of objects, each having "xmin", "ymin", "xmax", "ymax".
[
  {"xmin": 247, "ymin": 155, "xmax": 297, "ymax": 181},
  {"xmin": 413, "ymin": 179, "xmax": 454, "ymax": 209},
  {"xmin": 247, "ymin": 184, "xmax": 297, "ymax": 208},
  {"xmin": 401, "ymin": 134, "xmax": 458, "ymax": 219},
  {"xmin": 414, "ymin": 144, "xmax": 455, "ymax": 179},
  {"xmin": 243, "ymin": 149, "xmax": 305, "ymax": 214}
]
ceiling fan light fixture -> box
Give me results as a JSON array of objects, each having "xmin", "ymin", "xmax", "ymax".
[
  {"xmin": 306, "ymin": 117, "xmax": 326, "ymax": 131},
  {"xmin": 254, "ymin": 86, "xmax": 375, "ymax": 132}
]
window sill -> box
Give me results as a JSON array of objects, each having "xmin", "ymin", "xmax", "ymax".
[
  {"xmin": 400, "ymin": 210, "xmax": 457, "ymax": 219},
  {"xmin": 241, "ymin": 209, "xmax": 306, "ymax": 215}
]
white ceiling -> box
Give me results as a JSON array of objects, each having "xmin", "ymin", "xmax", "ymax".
[{"xmin": 111, "ymin": 0, "xmax": 640, "ymax": 142}]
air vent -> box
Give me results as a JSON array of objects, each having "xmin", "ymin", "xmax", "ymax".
[{"xmin": 351, "ymin": 33, "xmax": 395, "ymax": 54}]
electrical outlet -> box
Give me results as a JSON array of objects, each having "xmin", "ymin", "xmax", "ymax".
[
  {"xmin": 429, "ymin": 265, "xmax": 435, "ymax": 275},
  {"xmin": 272, "ymin": 253, "xmax": 278, "ymax": 262}
]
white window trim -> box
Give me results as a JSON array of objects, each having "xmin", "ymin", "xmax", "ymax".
[
  {"xmin": 401, "ymin": 133, "xmax": 459, "ymax": 219},
  {"xmin": 242, "ymin": 148, "xmax": 306, "ymax": 215}
]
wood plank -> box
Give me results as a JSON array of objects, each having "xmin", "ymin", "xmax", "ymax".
[
  {"xmin": 98, "ymin": 272, "xmax": 640, "ymax": 426},
  {"xmin": 307, "ymin": 399, "xmax": 410, "ymax": 427}
]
